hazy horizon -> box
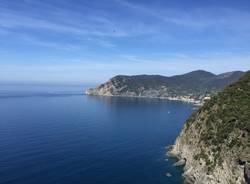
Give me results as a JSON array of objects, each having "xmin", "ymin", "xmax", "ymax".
[
  {"xmin": 0, "ymin": 69, "xmax": 247, "ymax": 85},
  {"xmin": 1, "ymin": 0, "xmax": 250, "ymax": 84}
]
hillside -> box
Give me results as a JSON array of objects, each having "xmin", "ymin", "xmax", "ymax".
[
  {"xmin": 85, "ymin": 70, "xmax": 244, "ymax": 103},
  {"xmin": 168, "ymin": 71, "xmax": 250, "ymax": 184}
]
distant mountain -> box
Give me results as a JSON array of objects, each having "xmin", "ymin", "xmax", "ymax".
[
  {"xmin": 168, "ymin": 71, "xmax": 250, "ymax": 184},
  {"xmin": 85, "ymin": 70, "xmax": 245, "ymax": 103}
]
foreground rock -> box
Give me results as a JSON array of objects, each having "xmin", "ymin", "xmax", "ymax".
[
  {"xmin": 168, "ymin": 71, "xmax": 250, "ymax": 184},
  {"xmin": 166, "ymin": 172, "xmax": 172, "ymax": 177},
  {"xmin": 85, "ymin": 70, "xmax": 244, "ymax": 104},
  {"xmin": 245, "ymin": 163, "xmax": 250, "ymax": 183},
  {"xmin": 173, "ymin": 158, "xmax": 186, "ymax": 167}
]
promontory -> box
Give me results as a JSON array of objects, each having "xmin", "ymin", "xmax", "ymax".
[
  {"xmin": 168, "ymin": 71, "xmax": 250, "ymax": 184},
  {"xmin": 85, "ymin": 70, "xmax": 244, "ymax": 104}
]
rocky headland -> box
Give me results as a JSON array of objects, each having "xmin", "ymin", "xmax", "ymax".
[
  {"xmin": 85, "ymin": 70, "xmax": 244, "ymax": 105},
  {"xmin": 168, "ymin": 71, "xmax": 250, "ymax": 184},
  {"xmin": 85, "ymin": 69, "xmax": 249, "ymax": 183}
]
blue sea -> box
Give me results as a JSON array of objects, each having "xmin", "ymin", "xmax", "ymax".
[{"xmin": 0, "ymin": 84, "xmax": 194, "ymax": 184}]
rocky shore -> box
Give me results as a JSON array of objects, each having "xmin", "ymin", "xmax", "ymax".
[
  {"xmin": 85, "ymin": 87, "xmax": 204, "ymax": 105},
  {"xmin": 85, "ymin": 71, "xmax": 250, "ymax": 183},
  {"xmin": 167, "ymin": 71, "xmax": 250, "ymax": 184}
]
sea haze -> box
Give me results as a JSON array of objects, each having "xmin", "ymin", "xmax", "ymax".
[{"xmin": 0, "ymin": 84, "xmax": 194, "ymax": 184}]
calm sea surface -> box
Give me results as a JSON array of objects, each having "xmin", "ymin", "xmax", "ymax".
[{"xmin": 0, "ymin": 84, "xmax": 194, "ymax": 184}]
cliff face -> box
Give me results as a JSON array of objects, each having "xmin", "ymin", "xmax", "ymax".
[
  {"xmin": 85, "ymin": 70, "xmax": 244, "ymax": 103},
  {"xmin": 169, "ymin": 71, "xmax": 250, "ymax": 184}
]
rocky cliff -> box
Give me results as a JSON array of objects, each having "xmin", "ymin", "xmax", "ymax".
[
  {"xmin": 85, "ymin": 70, "xmax": 244, "ymax": 103},
  {"xmin": 168, "ymin": 71, "xmax": 250, "ymax": 184}
]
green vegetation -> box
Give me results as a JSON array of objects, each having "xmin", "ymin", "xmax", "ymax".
[
  {"xmin": 109, "ymin": 70, "xmax": 244, "ymax": 97},
  {"xmin": 199, "ymin": 71, "xmax": 250, "ymax": 146},
  {"xmin": 187, "ymin": 71, "xmax": 250, "ymax": 173},
  {"xmin": 193, "ymin": 148, "xmax": 220, "ymax": 173}
]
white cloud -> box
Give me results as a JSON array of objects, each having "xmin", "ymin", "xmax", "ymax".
[
  {"xmin": 116, "ymin": 0, "xmax": 250, "ymax": 32},
  {"xmin": 1, "ymin": 53, "xmax": 249, "ymax": 83},
  {"xmin": 0, "ymin": 0, "xmax": 249, "ymax": 84}
]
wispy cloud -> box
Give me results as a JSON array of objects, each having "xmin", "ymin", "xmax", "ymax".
[
  {"xmin": 116, "ymin": 0, "xmax": 250, "ymax": 33},
  {"xmin": 0, "ymin": 0, "xmax": 250, "ymax": 83},
  {"xmin": 0, "ymin": 0, "xmax": 160, "ymax": 38},
  {"xmin": 1, "ymin": 0, "xmax": 250, "ymax": 48},
  {"xmin": 0, "ymin": 10, "xmax": 125, "ymax": 37},
  {"xmin": 1, "ymin": 53, "xmax": 249, "ymax": 83}
]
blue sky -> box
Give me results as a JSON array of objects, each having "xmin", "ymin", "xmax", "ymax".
[{"xmin": 0, "ymin": 0, "xmax": 250, "ymax": 84}]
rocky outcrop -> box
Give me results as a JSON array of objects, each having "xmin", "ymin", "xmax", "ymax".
[
  {"xmin": 168, "ymin": 71, "xmax": 250, "ymax": 184},
  {"xmin": 85, "ymin": 70, "xmax": 244, "ymax": 104},
  {"xmin": 173, "ymin": 158, "xmax": 186, "ymax": 167},
  {"xmin": 245, "ymin": 163, "xmax": 250, "ymax": 183}
]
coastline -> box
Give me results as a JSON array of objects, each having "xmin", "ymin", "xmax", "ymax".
[{"xmin": 84, "ymin": 91, "xmax": 204, "ymax": 106}]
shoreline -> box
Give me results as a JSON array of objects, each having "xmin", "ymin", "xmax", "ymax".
[
  {"xmin": 166, "ymin": 145, "xmax": 193, "ymax": 183},
  {"xmin": 84, "ymin": 93, "xmax": 203, "ymax": 106}
]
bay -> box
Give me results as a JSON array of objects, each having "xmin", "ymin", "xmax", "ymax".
[{"xmin": 0, "ymin": 84, "xmax": 194, "ymax": 184}]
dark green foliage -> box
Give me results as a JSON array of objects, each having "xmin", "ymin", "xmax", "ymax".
[
  {"xmin": 193, "ymin": 149, "xmax": 208, "ymax": 162},
  {"xmin": 109, "ymin": 70, "xmax": 244, "ymax": 97},
  {"xmin": 193, "ymin": 147, "xmax": 223, "ymax": 173},
  {"xmin": 188, "ymin": 71, "xmax": 250, "ymax": 173},
  {"xmin": 198, "ymin": 71, "xmax": 250, "ymax": 147},
  {"xmin": 185, "ymin": 112, "xmax": 197, "ymax": 131}
]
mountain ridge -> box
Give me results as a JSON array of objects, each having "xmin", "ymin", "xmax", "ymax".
[{"xmin": 85, "ymin": 70, "xmax": 245, "ymax": 104}]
